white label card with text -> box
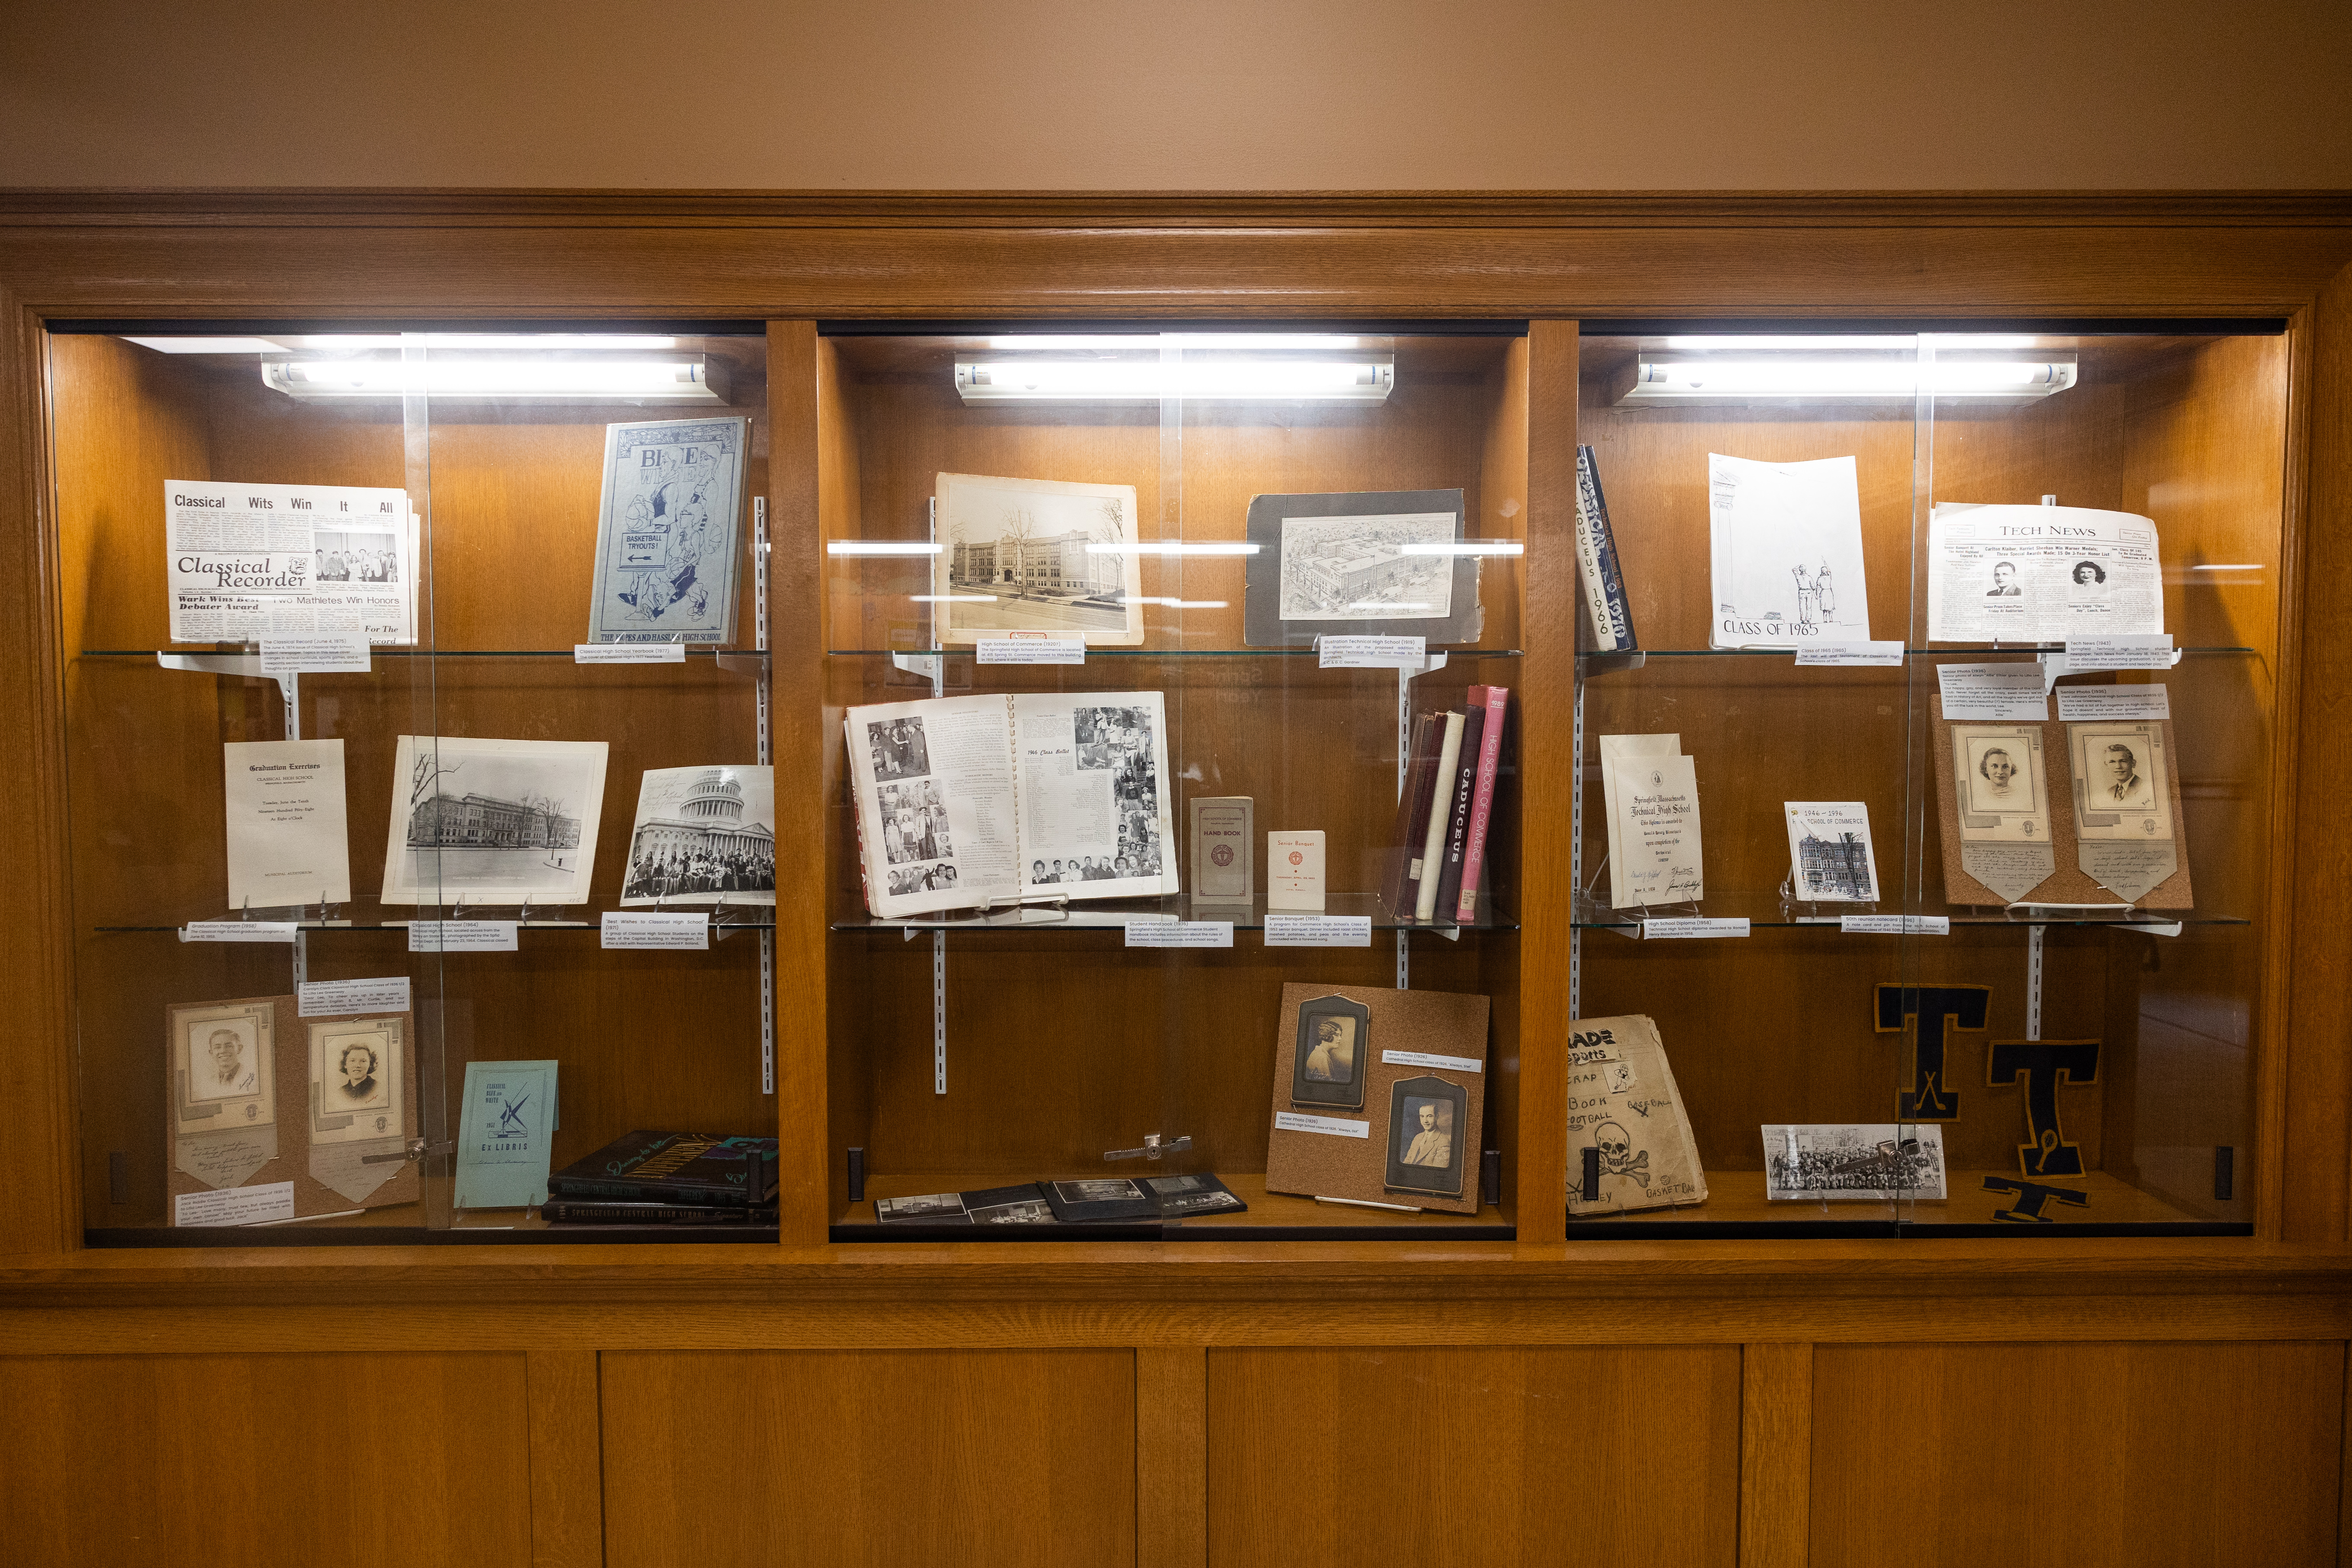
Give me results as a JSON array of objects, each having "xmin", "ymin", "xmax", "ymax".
[
  {"xmin": 2056, "ymin": 684, "xmax": 2171, "ymax": 721},
  {"xmin": 1125, "ymin": 920, "xmax": 1234, "ymax": 948},
  {"xmin": 1935, "ymin": 663, "xmax": 2052, "ymax": 721},
  {"xmin": 1795, "ymin": 640, "xmax": 1905, "ymax": 667},
  {"xmin": 1381, "ymin": 1050, "xmax": 1484, "ymax": 1073},
  {"xmin": 1642, "ymin": 917, "xmax": 1750, "ymax": 939},
  {"xmin": 183, "ymin": 920, "xmax": 298, "ymax": 944},
  {"xmin": 2064, "ymin": 634, "xmax": 2177, "ymax": 672},
  {"xmin": 407, "ymin": 920, "xmax": 520, "ymax": 952},
  {"xmin": 259, "ymin": 633, "xmax": 371, "ymax": 675},
  {"xmin": 1263, "ymin": 914, "xmax": 1372, "ymax": 947},
  {"xmin": 299, "ymin": 977, "xmax": 413, "ymax": 1016},
  {"xmin": 976, "ymin": 636, "xmax": 1086, "ymax": 665},
  {"xmin": 575, "ymin": 642, "xmax": 687, "ymax": 664},
  {"xmin": 1274, "ymin": 1111, "xmax": 1371, "ymax": 1139},
  {"xmin": 1317, "ymin": 634, "xmax": 1428, "ymax": 670},
  {"xmin": 173, "ymin": 1181, "xmax": 297, "ymax": 1228},
  {"xmin": 1840, "ymin": 915, "xmax": 1952, "ymax": 936},
  {"xmin": 600, "ymin": 911, "xmax": 711, "ymax": 949}
]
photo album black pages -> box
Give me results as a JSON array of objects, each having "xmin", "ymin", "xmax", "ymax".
[{"xmin": 845, "ymin": 691, "xmax": 1179, "ymax": 919}]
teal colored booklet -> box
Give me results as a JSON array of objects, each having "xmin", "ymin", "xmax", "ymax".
[{"xmin": 454, "ymin": 1059, "xmax": 559, "ymax": 1210}]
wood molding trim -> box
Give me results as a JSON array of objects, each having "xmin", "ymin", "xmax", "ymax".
[{"xmin": 1, "ymin": 189, "xmax": 2349, "ymax": 229}]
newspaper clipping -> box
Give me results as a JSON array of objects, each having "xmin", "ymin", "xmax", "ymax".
[
  {"xmin": 1927, "ymin": 502, "xmax": 2163, "ymax": 644},
  {"xmin": 166, "ymin": 479, "xmax": 415, "ymax": 645}
]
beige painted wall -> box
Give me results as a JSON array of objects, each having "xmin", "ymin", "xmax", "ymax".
[{"xmin": 4, "ymin": 0, "xmax": 2349, "ymax": 189}]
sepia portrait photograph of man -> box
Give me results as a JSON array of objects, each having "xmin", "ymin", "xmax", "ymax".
[{"xmin": 1384, "ymin": 1075, "xmax": 1466, "ymax": 1199}]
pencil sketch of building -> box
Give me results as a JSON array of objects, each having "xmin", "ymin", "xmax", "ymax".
[
  {"xmin": 1278, "ymin": 513, "xmax": 1456, "ymax": 620},
  {"xmin": 1795, "ymin": 830, "xmax": 1874, "ymax": 899}
]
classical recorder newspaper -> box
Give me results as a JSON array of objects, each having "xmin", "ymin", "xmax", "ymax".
[
  {"xmin": 166, "ymin": 479, "xmax": 417, "ymax": 645},
  {"xmin": 846, "ymin": 691, "xmax": 1180, "ymax": 919}
]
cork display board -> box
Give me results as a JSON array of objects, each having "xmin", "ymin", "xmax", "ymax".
[
  {"xmin": 1931, "ymin": 698, "xmax": 2193, "ymax": 910},
  {"xmin": 1263, "ymin": 983, "xmax": 1491, "ymax": 1215},
  {"xmin": 165, "ymin": 993, "xmax": 421, "ymax": 1225}
]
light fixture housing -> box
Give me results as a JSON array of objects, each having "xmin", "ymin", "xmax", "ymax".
[
  {"xmin": 954, "ymin": 341, "xmax": 1394, "ymax": 404},
  {"xmin": 259, "ymin": 349, "xmax": 727, "ymax": 404},
  {"xmin": 1615, "ymin": 338, "xmax": 2076, "ymax": 406}
]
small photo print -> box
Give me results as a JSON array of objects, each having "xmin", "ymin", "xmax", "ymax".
[
  {"xmin": 1384, "ymin": 1074, "xmax": 1467, "ymax": 1199},
  {"xmin": 867, "ymin": 716, "xmax": 931, "ymax": 782},
  {"xmin": 876, "ymin": 1191, "xmax": 970, "ymax": 1223},
  {"xmin": 1145, "ymin": 1174, "xmax": 1245, "ymax": 1215},
  {"xmin": 1763, "ymin": 1123, "xmax": 1947, "ymax": 1201},
  {"xmin": 309, "ymin": 1018, "xmax": 403, "ymax": 1146},
  {"xmin": 886, "ymin": 862, "xmax": 958, "ymax": 896},
  {"xmin": 1074, "ymin": 705, "xmax": 1165, "ymax": 881},
  {"xmin": 1052, "ymin": 1179, "xmax": 1144, "ymax": 1204},
  {"xmin": 170, "ymin": 1000, "xmax": 276, "ymax": 1130},
  {"xmin": 1951, "ymin": 724, "xmax": 2048, "ymax": 843},
  {"xmin": 2070, "ymin": 722, "xmax": 2173, "ymax": 839},
  {"xmin": 971, "ymin": 1199, "xmax": 1055, "ymax": 1225},
  {"xmin": 877, "ymin": 779, "xmax": 952, "ymax": 865},
  {"xmin": 1290, "ymin": 994, "xmax": 1370, "ymax": 1111},
  {"xmin": 312, "ymin": 528, "xmax": 402, "ymax": 584}
]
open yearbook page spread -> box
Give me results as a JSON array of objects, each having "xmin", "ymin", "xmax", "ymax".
[{"xmin": 846, "ymin": 692, "xmax": 1178, "ymax": 919}]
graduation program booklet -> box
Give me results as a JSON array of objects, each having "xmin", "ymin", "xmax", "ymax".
[{"xmin": 846, "ymin": 691, "xmax": 1179, "ymax": 919}]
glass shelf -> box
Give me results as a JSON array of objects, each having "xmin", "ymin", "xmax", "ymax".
[
  {"xmin": 94, "ymin": 894, "xmax": 776, "ymax": 935},
  {"xmin": 83, "ymin": 647, "xmax": 769, "ymax": 662},
  {"xmin": 1578, "ymin": 644, "xmax": 2256, "ymax": 661},
  {"xmin": 1570, "ymin": 890, "xmax": 2247, "ymax": 931},
  {"xmin": 826, "ymin": 646, "xmax": 1525, "ymax": 660},
  {"xmin": 831, "ymin": 889, "xmax": 1515, "ymax": 934}
]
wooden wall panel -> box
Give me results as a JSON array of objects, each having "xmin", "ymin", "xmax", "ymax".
[
  {"xmin": 1207, "ymin": 1346, "xmax": 1740, "ymax": 1568},
  {"xmin": 601, "ymin": 1348, "xmax": 1135, "ymax": 1568},
  {"xmin": 1809, "ymin": 1341, "xmax": 2344, "ymax": 1568},
  {"xmin": 0, "ymin": 1351, "xmax": 533, "ymax": 1566}
]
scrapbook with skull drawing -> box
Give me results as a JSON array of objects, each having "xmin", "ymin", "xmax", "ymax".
[{"xmin": 1566, "ymin": 1014, "xmax": 1707, "ymax": 1219}]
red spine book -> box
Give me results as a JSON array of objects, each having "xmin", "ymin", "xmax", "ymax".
[{"xmin": 1453, "ymin": 685, "xmax": 1510, "ymax": 924}]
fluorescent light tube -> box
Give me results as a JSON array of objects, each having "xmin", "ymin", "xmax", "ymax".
[
  {"xmin": 828, "ymin": 541, "xmax": 943, "ymax": 556},
  {"xmin": 262, "ymin": 352, "xmax": 725, "ymax": 403},
  {"xmin": 1620, "ymin": 351, "xmax": 2075, "ymax": 405},
  {"xmin": 955, "ymin": 357, "xmax": 1393, "ymax": 403}
]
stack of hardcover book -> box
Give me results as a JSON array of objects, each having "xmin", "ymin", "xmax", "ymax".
[
  {"xmin": 1381, "ymin": 684, "xmax": 1511, "ymax": 925},
  {"xmin": 541, "ymin": 1130, "xmax": 780, "ymax": 1224}
]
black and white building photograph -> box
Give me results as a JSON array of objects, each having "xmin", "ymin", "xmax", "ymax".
[
  {"xmin": 381, "ymin": 736, "xmax": 610, "ymax": 905},
  {"xmin": 933, "ymin": 472, "xmax": 1144, "ymax": 644}
]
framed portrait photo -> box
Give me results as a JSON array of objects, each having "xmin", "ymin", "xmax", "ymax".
[
  {"xmin": 170, "ymin": 999, "xmax": 275, "ymax": 1130},
  {"xmin": 1290, "ymin": 993, "xmax": 1371, "ymax": 1111},
  {"xmin": 1385, "ymin": 1074, "xmax": 1468, "ymax": 1200},
  {"xmin": 309, "ymin": 1017, "xmax": 403, "ymax": 1146}
]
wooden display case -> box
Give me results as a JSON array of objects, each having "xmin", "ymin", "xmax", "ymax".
[{"xmin": 3, "ymin": 193, "xmax": 2352, "ymax": 1566}]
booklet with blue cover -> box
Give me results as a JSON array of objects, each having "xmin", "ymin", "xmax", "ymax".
[{"xmin": 453, "ymin": 1059, "xmax": 559, "ymax": 1210}]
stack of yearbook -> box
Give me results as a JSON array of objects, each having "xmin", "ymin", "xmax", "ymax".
[
  {"xmin": 541, "ymin": 1130, "xmax": 780, "ymax": 1224},
  {"xmin": 1380, "ymin": 684, "xmax": 1511, "ymax": 925}
]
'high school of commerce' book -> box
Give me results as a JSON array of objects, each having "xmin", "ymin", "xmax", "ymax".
[
  {"xmin": 1574, "ymin": 445, "xmax": 1639, "ymax": 653},
  {"xmin": 845, "ymin": 691, "xmax": 1180, "ymax": 920},
  {"xmin": 545, "ymin": 1130, "xmax": 780, "ymax": 1207}
]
